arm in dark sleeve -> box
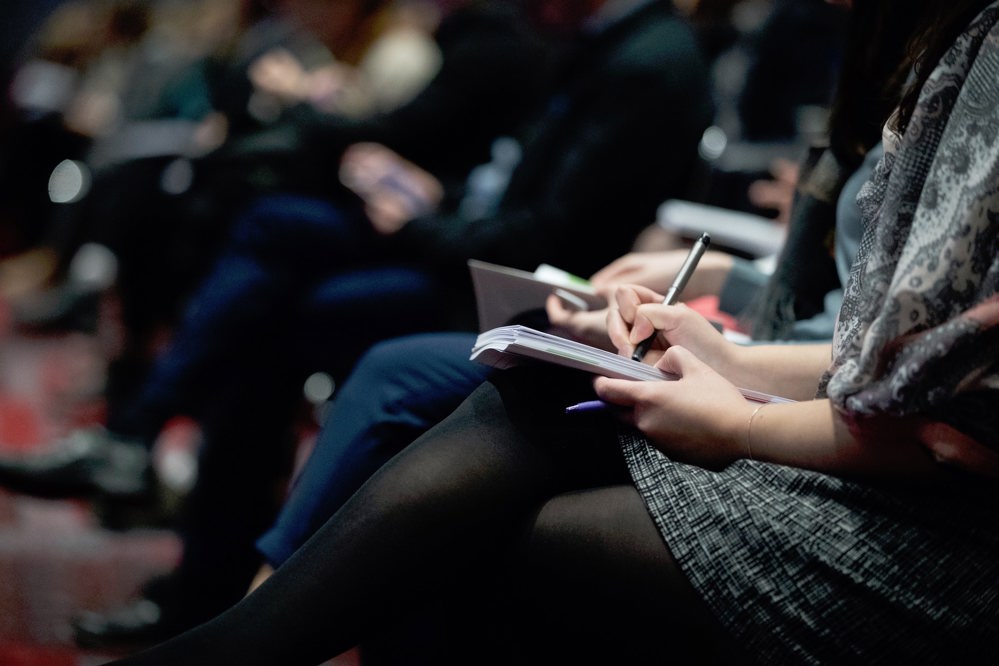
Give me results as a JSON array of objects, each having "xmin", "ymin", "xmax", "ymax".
[
  {"xmin": 395, "ymin": 14, "xmax": 714, "ymax": 277},
  {"xmin": 294, "ymin": 4, "xmax": 547, "ymax": 188}
]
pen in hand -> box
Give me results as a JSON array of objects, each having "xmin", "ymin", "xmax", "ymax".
[{"xmin": 631, "ymin": 232, "xmax": 711, "ymax": 362}]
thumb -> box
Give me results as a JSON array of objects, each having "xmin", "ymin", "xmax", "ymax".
[
  {"xmin": 593, "ymin": 376, "xmax": 644, "ymax": 407},
  {"xmin": 654, "ymin": 345, "xmax": 705, "ymax": 378}
]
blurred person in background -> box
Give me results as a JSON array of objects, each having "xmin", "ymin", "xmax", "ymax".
[
  {"xmin": 0, "ymin": 0, "xmax": 553, "ymax": 650},
  {"xmin": 0, "ymin": 0, "xmax": 715, "ymax": 653},
  {"xmin": 245, "ymin": 0, "xmax": 907, "ymax": 612},
  {"xmin": 0, "ymin": 0, "xmax": 445, "ymax": 448},
  {"xmin": 99, "ymin": 1, "xmax": 999, "ymax": 663}
]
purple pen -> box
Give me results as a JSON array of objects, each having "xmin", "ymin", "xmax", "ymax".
[{"xmin": 564, "ymin": 400, "xmax": 611, "ymax": 414}]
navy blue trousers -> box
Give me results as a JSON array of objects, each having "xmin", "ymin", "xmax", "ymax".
[
  {"xmin": 257, "ymin": 332, "xmax": 490, "ymax": 566},
  {"xmin": 111, "ymin": 195, "xmax": 454, "ymax": 609}
]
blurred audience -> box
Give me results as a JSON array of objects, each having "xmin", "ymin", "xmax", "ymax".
[
  {"xmin": 0, "ymin": 0, "xmax": 456, "ymax": 437},
  {"xmin": 248, "ymin": 0, "xmax": 902, "ymax": 606},
  {"xmin": 695, "ymin": 0, "xmax": 850, "ymax": 217},
  {"xmin": 0, "ymin": 0, "xmax": 719, "ymax": 651},
  {"xmin": 737, "ymin": 0, "xmax": 848, "ymax": 142},
  {"xmin": 0, "ymin": 0, "xmax": 160, "ymax": 263},
  {"xmin": 93, "ymin": 0, "xmax": 999, "ymax": 660},
  {"xmin": 0, "ymin": 0, "xmax": 883, "ymax": 659}
]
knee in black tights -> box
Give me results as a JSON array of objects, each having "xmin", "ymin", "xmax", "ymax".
[{"xmin": 517, "ymin": 485, "xmax": 742, "ymax": 665}]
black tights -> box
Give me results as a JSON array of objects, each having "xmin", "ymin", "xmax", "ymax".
[{"xmin": 109, "ymin": 368, "xmax": 738, "ymax": 665}]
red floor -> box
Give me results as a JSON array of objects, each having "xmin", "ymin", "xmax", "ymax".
[
  {"xmin": 0, "ymin": 301, "xmax": 359, "ymax": 665},
  {"xmin": 0, "ymin": 303, "xmax": 170, "ymax": 663}
]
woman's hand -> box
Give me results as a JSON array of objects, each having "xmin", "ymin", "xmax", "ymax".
[
  {"xmin": 545, "ymin": 294, "xmax": 616, "ymax": 351},
  {"xmin": 590, "ymin": 252, "xmax": 681, "ymax": 294},
  {"xmin": 607, "ymin": 284, "xmax": 737, "ymax": 372},
  {"xmin": 594, "ymin": 346, "xmax": 754, "ymax": 468},
  {"xmin": 589, "ymin": 250, "xmax": 732, "ymax": 298}
]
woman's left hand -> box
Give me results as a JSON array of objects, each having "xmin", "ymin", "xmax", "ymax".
[
  {"xmin": 545, "ymin": 294, "xmax": 616, "ymax": 351},
  {"xmin": 594, "ymin": 345, "xmax": 754, "ymax": 468}
]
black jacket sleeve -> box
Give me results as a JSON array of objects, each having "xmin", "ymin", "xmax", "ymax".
[{"xmin": 395, "ymin": 3, "xmax": 715, "ymax": 279}]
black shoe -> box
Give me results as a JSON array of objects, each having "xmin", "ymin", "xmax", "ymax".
[{"xmin": 0, "ymin": 427, "xmax": 152, "ymax": 501}]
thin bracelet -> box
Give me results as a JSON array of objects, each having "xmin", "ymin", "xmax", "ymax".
[{"xmin": 746, "ymin": 403, "xmax": 767, "ymax": 461}]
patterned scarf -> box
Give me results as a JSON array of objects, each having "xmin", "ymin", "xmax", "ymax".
[{"xmin": 820, "ymin": 3, "xmax": 999, "ymax": 460}]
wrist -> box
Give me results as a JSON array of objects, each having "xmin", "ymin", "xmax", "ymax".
[
  {"xmin": 704, "ymin": 334, "xmax": 748, "ymax": 385},
  {"xmin": 744, "ymin": 403, "xmax": 768, "ymax": 461},
  {"xmin": 712, "ymin": 397, "xmax": 759, "ymax": 466}
]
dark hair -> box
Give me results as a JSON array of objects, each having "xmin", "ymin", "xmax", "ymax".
[
  {"xmin": 892, "ymin": 1, "xmax": 995, "ymax": 134},
  {"xmin": 825, "ymin": 0, "xmax": 933, "ymax": 167}
]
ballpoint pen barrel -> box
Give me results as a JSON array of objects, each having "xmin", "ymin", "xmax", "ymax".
[{"xmin": 630, "ymin": 233, "xmax": 710, "ymax": 362}]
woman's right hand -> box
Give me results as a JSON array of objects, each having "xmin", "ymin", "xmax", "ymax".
[{"xmin": 608, "ymin": 284, "xmax": 740, "ymax": 376}]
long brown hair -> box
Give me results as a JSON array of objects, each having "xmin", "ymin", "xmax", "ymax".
[
  {"xmin": 825, "ymin": 0, "xmax": 932, "ymax": 167},
  {"xmin": 826, "ymin": 0, "xmax": 996, "ymax": 165},
  {"xmin": 893, "ymin": 0, "xmax": 996, "ymax": 133}
]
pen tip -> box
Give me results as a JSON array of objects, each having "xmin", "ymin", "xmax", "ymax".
[{"xmin": 699, "ymin": 232, "xmax": 711, "ymax": 246}]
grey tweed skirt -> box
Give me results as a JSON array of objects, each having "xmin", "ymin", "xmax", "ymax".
[{"xmin": 620, "ymin": 431, "xmax": 999, "ymax": 665}]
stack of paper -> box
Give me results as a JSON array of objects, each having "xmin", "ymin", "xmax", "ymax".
[{"xmin": 471, "ymin": 325, "xmax": 793, "ymax": 404}]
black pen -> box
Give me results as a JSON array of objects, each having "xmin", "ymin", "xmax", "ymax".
[{"xmin": 631, "ymin": 232, "xmax": 711, "ymax": 362}]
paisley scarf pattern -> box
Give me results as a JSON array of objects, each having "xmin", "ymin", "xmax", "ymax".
[{"xmin": 821, "ymin": 3, "xmax": 999, "ymax": 453}]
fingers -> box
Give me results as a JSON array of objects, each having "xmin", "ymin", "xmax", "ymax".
[
  {"xmin": 595, "ymin": 348, "xmax": 698, "ymax": 407},
  {"xmin": 607, "ymin": 284, "xmax": 664, "ymax": 355},
  {"xmin": 770, "ymin": 157, "xmax": 800, "ymax": 183},
  {"xmin": 365, "ymin": 196, "xmax": 412, "ymax": 235},
  {"xmin": 629, "ymin": 304, "xmax": 682, "ymax": 346},
  {"xmin": 610, "ymin": 284, "xmax": 722, "ymax": 365},
  {"xmin": 653, "ymin": 345, "xmax": 702, "ymax": 379},
  {"xmin": 545, "ymin": 293, "xmax": 574, "ymax": 325},
  {"xmin": 607, "ymin": 286, "xmax": 649, "ymax": 352},
  {"xmin": 340, "ymin": 143, "xmax": 397, "ymax": 185},
  {"xmin": 590, "ymin": 252, "xmax": 677, "ymax": 291},
  {"xmin": 620, "ymin": 295, "xmax": 665, "ymax": 348},
  {"xmin": 613, "ymin": 284, "xmax": 665, "ymax": 322},
  {"xmin": 626, "ymin": 301, "xmax": 701, "ymax": 347},
  {"xmin": 917, "ymin": 419, "xmax": 999, "ymax": 477},
  {"xmin": 605, "ymin": 304, "xmax": 632, "ymax": 355},
  {"xmin": 593, "ymin": 376, "xmax": 646, "ymax": 409},
  {"xmin": 590, "ymin": 254, "xmax": 640, "ymax": 287}
]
